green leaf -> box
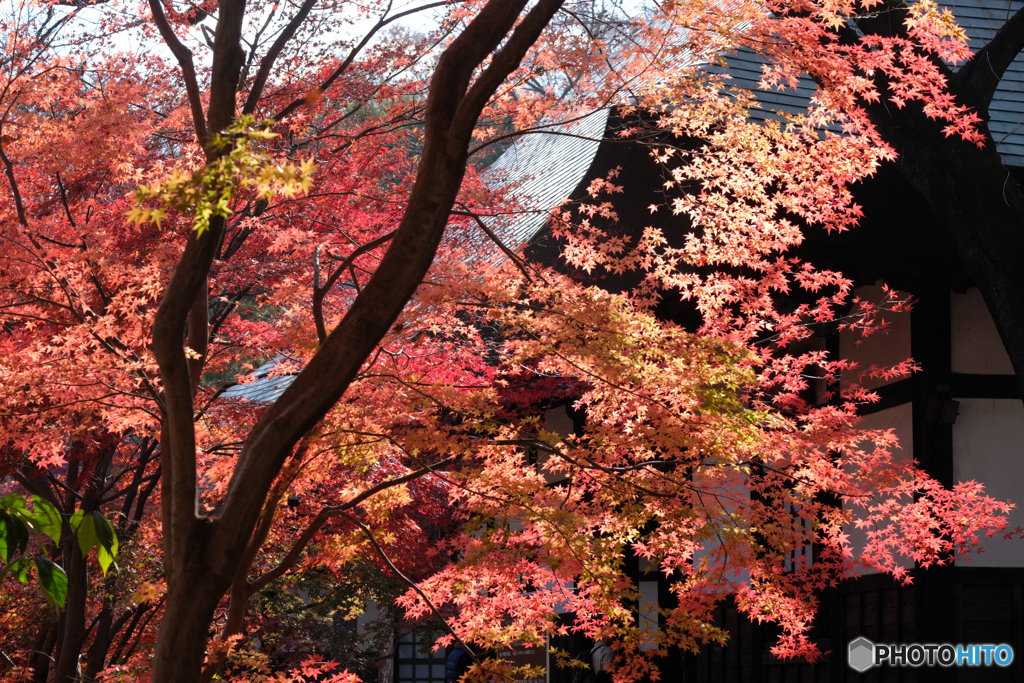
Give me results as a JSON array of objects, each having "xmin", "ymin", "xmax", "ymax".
[
  {"xmin": 69, "ymin": 508, "xmax": 97, "ymax": 559},
  {"xmin": 0, "ymin": 512, "xmax": 10, "ymax": 562},
  {"xmin": 0, "ymin": 512, "xmax": 29, "ymax": 563},
  {"xmin": 92, "ymin": 511, "xmax": 118, "ymax": 574},
  {"xmin": 31, "ymin": 496, "xmax": 61, "ymax": 545},
  {"xmin": 97, "ymin": 545, "xmax": 116, "ymax": 574},
  {"xmin": 91, "ymin": 511, "xmax": 116, "ymax": 553},
  {"xmin": 68, "ymin": 509, "xmax": 83, "ymax": 531},
  {"xmin": 34, "ymin": 556, "xmax": 68, "ymax": 609},
  {"xmin": 68, "ymin": 509, "xmax": 118, "ymax": 574},
  {"xmin": 7, "ymin": 556, "xmax": 31, "ymax": 583},
  {"xmin": 0, "ymin": 494, "xmax": 26, "ymax": 512}
]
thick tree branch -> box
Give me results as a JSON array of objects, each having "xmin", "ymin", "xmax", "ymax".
[
  {"xmin": 312, "ymin": 230, "xmax": 397, "ymax": 343},
  {"xmin": 207, "ymin": 0, "xmax": 248, "ymax": 136},
  {"xmin": 152, "ymin": 0, "xmax": 564, "ymax": 677},
  {"xmin": 202, "ymin": 436, "xmax": 316, "ymax": 682},
  {"xmin": 118, "ymin": 439, "xmax": 158, "ymax": 520},
  {"xmin": 209, "ymin": 0, "xmax": 565, "ymax": 579},
  {"xmin": 54, "ymin": 172, "xmax": 76, "ymax": 227},
  {"xmin": 53, "ymin": 447, "xmax": 115, "ymax": 683},
  {"xmin": 151, "ymin": 218, "xmax": 226, "ymax": 577},
  {"xmin": 187, "ymin": 284, "xmax": 209, "ymax": 396},
  {"xmin": 0, "ymin": 141, "xmax": 28, "ymax": 226},
  {"xmin": 108, "ymin": 604, "xmax": 150, "ymax": 666},
  {"xmin": 202, "ymin": 453, "xmax": 452, "ymax": 682},
  {"xmin": 131, "ymin": 463, "xmax": 161, "ymax": 532},
  {"xmin": 240, "ymin": 0, "xmax": 319, "ymax": 115},
  {"xmin": 451, "ymin": 0, "xmax": 565, "ymax": 138}
]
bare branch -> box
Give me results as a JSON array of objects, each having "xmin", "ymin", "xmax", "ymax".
[
  {"xmin": 451, "ymin": 0, "xmax": 565, "ymax": 139},
  {"xmin": 269, "ymin": 0, "xmax": 452, "ymax": 122},
  {"xmin": 146, "ymin": 0, "xmax": 208, "ymax": 146},
  {"xmin": 452, "ymin": 206, "xmax": 540, "ymax": 283},
  {"xmin": 341, "ymin": 510, "xmax": 481, "ymax": 663},
  {"xmin": 240, "ymin": 0, "xmax": 319, "ymax": 114}
]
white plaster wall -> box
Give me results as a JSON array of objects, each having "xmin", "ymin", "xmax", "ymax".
[
  {"xmin": 846, "ymin": 403, "xmax": 915, "ymax": 574},
  {"xmin": 539, "ymin": 406, "xmax": 573, "ymax": 485},
  {"xmin": 688, "ymin": 488, "xmax": 751, "ymax": 587},
  {"xmin": 839, "ymin": 285, "xmax": 912, "ymax": 391},
  {"xmin": 552, "ymin": 580, "xmax": 574, "ymax": 615},
  {"xmin": 356, "ymin": 599, "xmax": 380, "ymax": 636},
  {"xmin": 953, "ymin": 398, "xmax": 1024, "ymax": 567},
  {"xmin": 785, "ymin": 336, "xmax": 827, "ymax": 405},
  {"xmin": 638, "ymin": 580, "xmax": 658, "ymax": 651},
  {"xmin": 637, "ymin": 558, "xmax": 658, "ymax": 651},
  {"xmin": 951, "ymin": 288, "xmax": 1014, "ymax": 375}
]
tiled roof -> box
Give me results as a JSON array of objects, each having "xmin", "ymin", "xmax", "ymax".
[
  {"xmin": 220, "ymin": 357, "xmax": 297, "ymax": 403},
  {"xmin": 483, "ymin": 108, "xmax": 611, "ymax": 252},
  {"xmin": 481, "ymin": 0, "xmax": 1024, "ymax": 254},
  {"xmin": 705, "ymin": 48, "xmax": 820, "ymax": 125},
  {"xmin": 224, "ymin": 2, "xmax": 1024, "ymax": 392},
  {"xmin": 952, "ymin": 0, "xmax": 1024, "ymax": 165},
  {"xmin": 711, "ymin": 0, "xmax": 1024, "ymax": 166}
]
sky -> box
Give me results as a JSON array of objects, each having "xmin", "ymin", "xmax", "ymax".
[{"xmin": 75, "ymin": 0, "xmax": 447, "ymax": 81}]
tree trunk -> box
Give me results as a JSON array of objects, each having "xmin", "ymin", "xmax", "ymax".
[
  {"xmin": 199, "ymin": 576, "xmax": 250, "ymax": 683},
  {"xmin": 28, "ymin": 617, "xmax": 57, "ymax": 683},
  {"xmin": 84, "ymin": 591, "xmax": 114, "ymax": 681},
  {"xmin": 53, "ymin": 449, "xmax": 115, "ymax": 683},
  {"xmin": 150, "ymin": 526, "xmax": 231, "ymax": 683},
  {"xmin": 52, "ymin": 540, "xmax": 88, "ymax": 683},
  {"xmin": 147, "ymin": 0, "xmax": 567, "ymax": 679}
]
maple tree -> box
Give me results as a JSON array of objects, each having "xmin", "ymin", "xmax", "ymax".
[
  {"xmin": 0, "ymin": 0, "xmax": 594, "ymax": 679},
  {"xmin": 0, "ymin": 0, "xmax": 1017, "ymax": 680}
]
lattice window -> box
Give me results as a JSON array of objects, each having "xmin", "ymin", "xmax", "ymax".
[{"xmin": 396, "ymin": 630, "xmax": 447, "ymax": 683}]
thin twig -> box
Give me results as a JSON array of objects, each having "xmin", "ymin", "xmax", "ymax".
[{"xmin": 340, "ymin": 510, "xmax": 481, "ymax": 664}]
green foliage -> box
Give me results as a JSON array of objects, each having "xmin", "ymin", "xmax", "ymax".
[
  {"xmin": 33, "ymin": 557, "xmax": 69, "ymax": 609},
  {"xmin": 69, "ymin": 508, "xmax": 119, "ymax": 575},
  {"xmin": 0, "ymin": 495, "xmax": 121, "ymax": 609},
  {"xmin": 0, "ymin": 494, "xmax": 67, "ymax": 608},
  {"xmin": 128, "ymin": 116, "xmax": 316, "ymax": 235},
  {"xmin": 0, "ymin": 494, "xmax": 61, "ymax": 559}
]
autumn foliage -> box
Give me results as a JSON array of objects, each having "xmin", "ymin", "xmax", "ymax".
[{"xmin": 0, "ymin": 0, "xmax": 1014, "ymax": 680}]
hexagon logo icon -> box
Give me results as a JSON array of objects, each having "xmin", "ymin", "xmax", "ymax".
[{"xmin": 848, "ymin": 637, "xmax": 875, "ymax": 673}]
